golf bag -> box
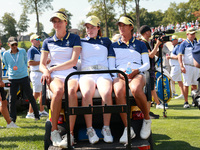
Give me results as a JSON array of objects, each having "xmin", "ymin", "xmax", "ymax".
[
  {"xmin": 191, "ymin": 77, "xmax": 200, "ymax": 110},
  {"xmin": 155, "ymin": 67, "xmax": 172, "ymax": 103}
]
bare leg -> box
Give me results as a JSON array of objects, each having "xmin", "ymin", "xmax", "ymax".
[
  {"xmin": 113, "ymin": 78, "xmax": 127, "ymax": 126},
  {"xmin": 49, "ymin": 78, "xmax": 64, "ymax": 132},
  {"xmin": 68, "ymin": 79, "xmax": 79, "ymax": 134},
  {"xmin": 79, "ymin": 78, "xmax": 96, "ymax": 128},
  {"xmin": 97, "ymin": 78, "xmax": 112, "ymax": 126},
  {"xmin": 0, "ymin": 98, "xmax": 11, "ymax": 124},
  {"xmin": 129, "ymin": 75, "xmax": 150, "ymax": 120},
  {"xmin": 178, "ymin": 81, "xmax": 184, "ymax": 95}
]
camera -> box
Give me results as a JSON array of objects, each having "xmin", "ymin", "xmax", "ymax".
[{"xmin": 153, "ymin": 29, "xmax": 175, "ymax": 42}]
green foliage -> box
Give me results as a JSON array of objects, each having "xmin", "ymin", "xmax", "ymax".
[
  {"xmin": 18, "ymin": 41, "xmax": 32, "ymax": 51},
  {"xmin": 20, "ymin": 0, "xmax": 53, "ymax": 34},
  {"xmin": 59, "ymin": 8, "xmax": 73, "ymax": 30},
  {"xmin": 1, "ymin": 13, "xmax": 18, "ymax": 38},
  {"xmin": 18, "ymin": 10, "xmax": 30, "ymax": 33},
  {"xmin": 35, "ymin": 22, "xmax": 44, "ymax": 36},
  {"xmin": 87, "ymin": 0, "xmax": 117, "ymax": 37}
]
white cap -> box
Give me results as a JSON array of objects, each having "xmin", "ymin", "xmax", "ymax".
[{"xmin": 178, "ymin": 38, "xmax": 183, "ymax": 43}]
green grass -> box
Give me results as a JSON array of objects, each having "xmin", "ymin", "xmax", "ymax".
[{"xmin": 1, "ymin": 83, "xmax": 200, "ymax": 150}]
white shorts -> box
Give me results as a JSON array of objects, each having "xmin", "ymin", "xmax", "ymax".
[
  {"xmin": 30, "ymin": 71, "xmax": 42, "ymax": 93},
  {"xmin": 79, "ymin": 73, "xmax": 112, "ymax": 84},
  {"xmin": 170, "ymin": 66, "xmax": 182, "ymax": 81},
  {"xmin": 51, "ymin": 69, "xmax": 78, "ymax": 83},
  {"xmin": 182, "ymin": 65, "xmax": 199, "ymax": 86}
]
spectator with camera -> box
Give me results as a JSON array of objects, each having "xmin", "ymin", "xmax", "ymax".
[
  {"xmin": 139, "ymin": 25, "xmax": 164, "ymax": 112},
  {"xmin": 178, "ymin": 27, "xmax": 199, "ymax": 108}
]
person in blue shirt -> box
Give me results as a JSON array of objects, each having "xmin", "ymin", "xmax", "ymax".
[
  {"xmin": 193, "ymin": 40, "xmax": 200, "ymax": 68},
  {"xmin": 26, "ymin": 34, "xmax": 50, "ymax": 119},
  {"xmin": 2, "ymin": 36, "xmax": 40, "ymax": 123},
  {"xmin": 178, "ymin": 27, "xmax": 199, "ymax": 108},
  {"xmin": 108, "ymin": 15, "xmax": 151, "ymax": 143},
  {"xmin": 39, "ymin": 11, "xmax": 82, "ymax": 148},
  {"xmin": 79, "ymin": 15, "xmax": 113, "ymax": 144}
]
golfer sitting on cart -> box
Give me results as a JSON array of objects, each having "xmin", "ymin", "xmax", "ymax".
[{"xmin": 108, "ymin": 15, "xmax": 151, "ymax": 144}]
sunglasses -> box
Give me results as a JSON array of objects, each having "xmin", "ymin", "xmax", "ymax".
[
  {"xmin": 35, "ymin": 38, "xmax": 41, "ymax": 41},
  {"xmin": 11, "ymin": 43, "xmax": 18, "ymax": 47}
]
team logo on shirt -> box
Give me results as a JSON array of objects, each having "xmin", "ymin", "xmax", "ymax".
[
  {"xmin": 66, "ymin": 40, "xmax": 70, "ymax": 46},
  {"xmin": 100, "ymin": 40, "xmax": 103, "ymax": 45},
  {"xmin": 129, "ymin": 44, "xmax": 136, "ymax": 50}
]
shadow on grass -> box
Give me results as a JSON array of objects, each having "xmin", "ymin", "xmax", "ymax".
[
  {"xmin": 153, "ymin": 133, "xmax": 200, "ymax": 150},
  {"xmin": 0, "ymin": 143, "xmax": 18, "ymax": 149},
  {"xmin": 0, "ymin": 135, "xmax": 44, "ymax": 142}
]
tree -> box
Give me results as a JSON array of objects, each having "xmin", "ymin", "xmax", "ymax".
[
  {"xmin": 20, "ymin": 0, "xmax": 53, "ymax": 34},
  {"xmin": 35, "ymin": 22, "xmax": 44, "ymax": 35},
  {"xmin": 0, "ymin": 13, "xmax": 18, "ymax": 38},
  {"xmin": 135, "ymin": 0, "xmax": 140, "ymax": 32},
  {"xmin": 88, "ymin": 0, "xmax": 115, "ymax": 37},
  {"xmin": 115, "ymin": 0, "xmax": 132, "ymax": 15},
  {"xmin": 58, "ymin": 8, "xmax": 73, "ymax": 30},
  {"xmin": 18, "ymin": 10, "xmax": 30, "ymax": 35}
]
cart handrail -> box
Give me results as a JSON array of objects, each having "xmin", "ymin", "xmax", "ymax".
[{"xmin": 64, "ymin": 69, "xmax": 131, "ymax": 150}]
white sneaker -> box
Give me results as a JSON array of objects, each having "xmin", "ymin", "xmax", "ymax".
[
  {"xmin": 101, "ymin": 126, "xmax": 113, "ymax": 143},
  {"xmin": 7, "ymin": 121, "xmax": 19, "ymax": 128},
  {"xmin": 175, "ymin": 94, "xmax": 184, "ymax": 99},
  {"xmin": 87, "ymin": 127, "xmax": 99, "ymax": 144},
  {"xmin": 183, "ymin": 102, "xmax": 190, "ymax": 108},
  {"xmin": 59, "ymin": 134, "xmax": 74, "ymax": 148},
  {"xmin": 51, "ymin": 130, "xmax": 62, "ymax": 147},
  {"xmin": 26, "ymin": 112, "xmax": 35, "ymax": 119},
  {"xmin": 119, "ymin": 127, "xmax": 136, "ymax": 144},
  {"xmin": 39, "ymin": 110, "xmax": 49, "ymax": 117},
  {"xmin": 156, "ymin": 103, "xmax": 164, "ymax": 109},
  {"xmin": 140, "ymin": 119, "xmax": 151, "ymax": 139}
]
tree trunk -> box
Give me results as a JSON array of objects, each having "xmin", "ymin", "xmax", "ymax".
[
  {"xmin": 34, "ymin": 0, "xmax": 40, "ymax": 35},
  {"xmin": 135, "ymin": 0, "xmax": 140, "ymax": 33},
  {"xmin": 123, "ymin": 0, "xmax": 126, "ymax": 15},
  {"xmin": 103, "ymin": 0, "xmax": 109, "ymax": 37}
]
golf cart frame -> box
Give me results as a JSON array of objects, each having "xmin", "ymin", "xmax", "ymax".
[{"xmin": 43, "ymin": 69, "xmax": 153, "ymax": 150}]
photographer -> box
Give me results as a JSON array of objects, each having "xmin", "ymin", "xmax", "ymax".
[{"xmin": 140, "ymin": 25, "xmax": 163, "ymax": 118}]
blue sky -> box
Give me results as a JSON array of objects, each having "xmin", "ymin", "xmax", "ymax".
[{"xmin": 0, "ymin": 0, "xmax": 189, "ymax": 35}]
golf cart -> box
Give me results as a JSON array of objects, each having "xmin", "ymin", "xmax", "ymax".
[{"xmin": 43, "ymin": 69, "xmax": 154, "ymax": 150}]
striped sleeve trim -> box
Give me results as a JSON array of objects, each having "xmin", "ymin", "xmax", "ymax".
[
  {"xmin": 41, "ymin": 50, "xmax": 49, "ymax": 53},
  {"xmin": 108, "ymin": 56, "xmax": 116, "ymax": 58},
  {"xmin": 73, "ymin": 46, "xmax": 82, "ymax": 48}
]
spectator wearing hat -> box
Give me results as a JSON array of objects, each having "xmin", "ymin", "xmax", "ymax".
[
  {"xmin": 26, "ymin": 34, "xmax": 50, "ymax": 119},
  {"xmin": 39, "ymin": 11, "xmax": 81, "ymax": 148},
  {"xmin": 178, "ymin": 27, "xmax": 199, "ymax": 108},
  {"xmin": 2, "ymin": 36, "xmax": 40, "ymax": 122},
  {"xmin": 79, "ymin": 15, "xmax": 113, "ymax": 144},
  {"xmin": 108, "ymin": 15, "xmax": 151, "ymax": 143},
  {"xmin": 140, "ymin": 25, "xmax": 164, "ymax": 112},
  {"xmin": 166, "ymin": 35, "xmax": 184, "ymax": 99}
]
